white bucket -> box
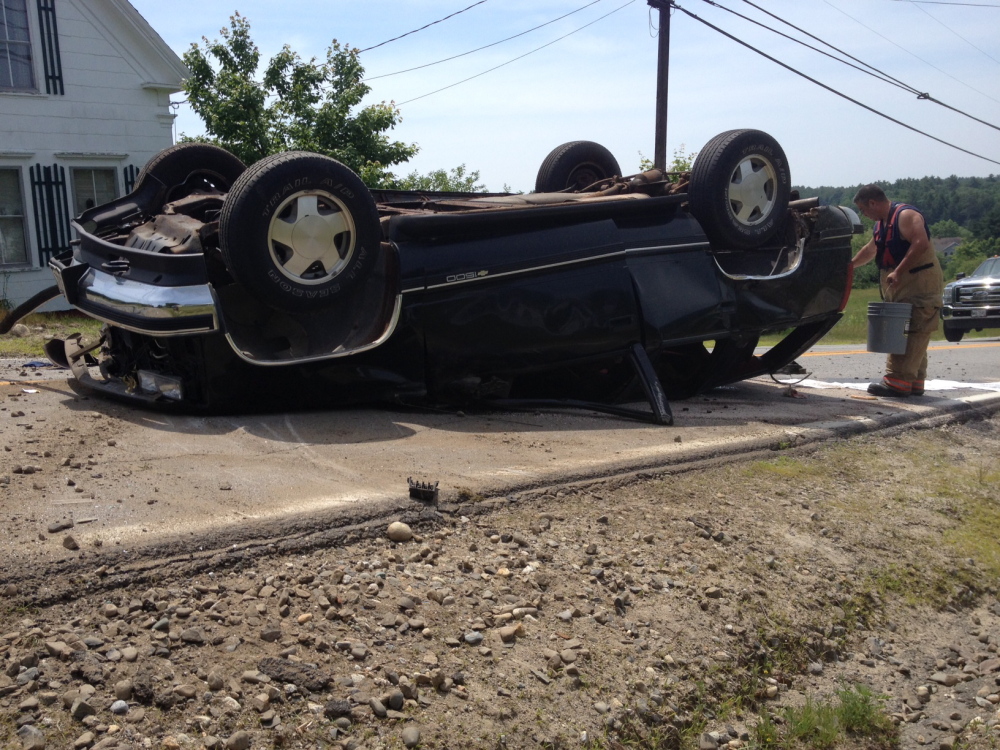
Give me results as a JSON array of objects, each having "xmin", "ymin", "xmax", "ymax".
[{"xmin": 867, "ymin": 302, "xmax": 912, "ymax": 354}]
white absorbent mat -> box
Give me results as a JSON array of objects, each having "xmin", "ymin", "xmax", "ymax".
[{"xmin": 787, "ymin": 379, "xmax": 1000, "ymax": 392}]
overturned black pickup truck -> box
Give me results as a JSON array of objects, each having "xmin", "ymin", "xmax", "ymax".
[{"xmin": 3, "ymin": 129, "xmax": 861, "ymax": 424}]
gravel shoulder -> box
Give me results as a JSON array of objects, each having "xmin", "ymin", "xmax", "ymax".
[{"xmin": 3, "ymin": 408, "xmax": 1000, "ymax": 750}]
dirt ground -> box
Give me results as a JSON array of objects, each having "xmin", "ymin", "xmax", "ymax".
[
  {"xmin": 3, "ymin": 349, "xmax": 998, "ymax": 572},
  {"xmin": 2, "ymin": 393, "xmax": 1000, "ymax": 750}
]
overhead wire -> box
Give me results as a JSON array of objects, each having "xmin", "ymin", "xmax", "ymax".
[
  {"xmin": 397, "ymin": 0, "xmax": 637, "ymax": 106},
  {"xmin": 901, "ymin": 0, "xmax": 1000, "ymax": 66},
  {"xmin": 707, "ymin": 0, "xmax": 1000, "ymax": 132},
  {"xmin": 368, "ymin": 0, "xmax": 607, "ymax": 81},
  {"xmin": 737, "ymin": 0, "xmax": 922, "ymax": 91},
  {"xmin": 669, "ymin": 1, "xmax": 1000, "ymax": 167},
  {"xmin": 359, "ymin": 0, "xmax": 490, "ymax": 53},
  {"xmin": 821, "ymin": 0, "xmax": 1000, "ymax": 105},
  {"xmin": 703, "ymin": 0, "xmax": 918, "ymax": 94},
  {"xmin": 890, "ymin": 0, "xmax": 1000, "ymax": 7}
]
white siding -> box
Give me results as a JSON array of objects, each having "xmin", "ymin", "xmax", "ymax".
[{"xmin": 0, "ymin": 0, "xmax": 186, "ymax": 309}]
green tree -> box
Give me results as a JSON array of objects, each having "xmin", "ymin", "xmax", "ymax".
[
  {"xmin": 929, "ymin": 218, "xmax": 971, "ymax": 240},
  {"xmin": 946, "ymin": 237, "xmax": 1000, "ymax": 279},
  {"xmin": 852, "ymin": 262, "xmax": 880, "ymax": 289},
  {"xmin": 182, "ymin": 13, "xmax": 417, "ymax": 187},
  {"xmin": 796, "ymin": 175, "xmax": 1000, "ymax": 229},
  {"xmin": 394, "ymin": 165, "xmax": 487, "ymax": 193},
  {"xmin": 973, "ymin": 203, "xmax": 1000, "ymax": 240},
  {"xmin": 638, "ymin": 145, "xmax": 698, "ymax": 178},
  {"xmin": 850, "ymin": 214, "xmax": 880, "ymax": 289}
]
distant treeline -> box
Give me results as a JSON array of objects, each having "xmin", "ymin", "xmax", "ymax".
[{"xmin": 795, "ymin": 175, "xmax": 1000, "ymax": 239}]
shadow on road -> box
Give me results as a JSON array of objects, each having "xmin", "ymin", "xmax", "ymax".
[{"xmin": 46, "ymin": 377, "xmax": 912, "ymax": 447}]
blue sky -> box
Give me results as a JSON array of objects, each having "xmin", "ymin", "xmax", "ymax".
[{"xmin": 130, "ymin": 0, "xmax": 1000, "ymax": 193}]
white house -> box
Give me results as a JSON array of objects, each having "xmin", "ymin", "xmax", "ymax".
[{"xmin": 1, "ymin": 0, "xmax": 186, "ymax": 309}]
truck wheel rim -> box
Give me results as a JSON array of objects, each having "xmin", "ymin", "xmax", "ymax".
[
  {"xmin": 267, "ymin": 190, "xmax": 356, "ymax": 284},
  {"xmin": 727, "ymin": 155, "xmax": 777, "ymax": 227}
]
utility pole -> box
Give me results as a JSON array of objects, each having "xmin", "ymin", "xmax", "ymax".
[{"xmin": 648, "ymin": 0, "xmax": 671, "ymax": 171}]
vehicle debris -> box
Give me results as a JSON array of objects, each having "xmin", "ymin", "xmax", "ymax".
[{"xmin": 408, "ymin": 478, "xmax": 440, "ymax": 502}]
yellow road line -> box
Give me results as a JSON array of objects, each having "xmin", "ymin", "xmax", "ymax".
[
  {"xmin": 801, "ymin": 341, "xmax": 1000, "ymax": 357},
  {"xmin": 928, "ymin": 342, "xmax": 1000, "ymax": 351},
  {"xmin": 800, "ymin": 349, "xmax": 868, "ymax": 357}
]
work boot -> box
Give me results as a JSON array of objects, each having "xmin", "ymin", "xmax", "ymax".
[
  {"xmin": 867, "ymin": 381, "xmax": 909, "ymax": 398},
  {"xmin": 911, "ymin": 380, "xmax": 925, "ymax": 396}
]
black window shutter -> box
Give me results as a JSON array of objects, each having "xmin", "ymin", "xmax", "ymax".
[
  {"xmin": 36, "ymin": 0, "xmax": 64, "ymax": 95},
  {"xmin": 29, "ymin": 163, "xmax": 71, "ymax": 265},
  {"xmin": 124, "ymin": 164, "xmax": 140, "ymax": 194}
]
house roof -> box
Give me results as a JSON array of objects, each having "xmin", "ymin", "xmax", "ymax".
[
  {"xmin": 933, "ymin": 237, "xmax": 962, "ymax": 247},
  {"xmin": 933, "ymin": 237, "xmax": 962, "ymax": 254},
  {"xmin": 81, "ymin": 0, "xmax": 189, "ymax": 92}
]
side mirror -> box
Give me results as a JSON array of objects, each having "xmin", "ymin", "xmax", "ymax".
[{"xmin": 955, "ymin": 272, "xmax": 966, "ymax": 280}]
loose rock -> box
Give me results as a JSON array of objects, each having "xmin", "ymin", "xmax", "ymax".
[
  {"xmin": 388, "ymin": 521, "xmax": 413, "ymax": 542},
  {"xmin": 402, "ymin": 726, "xmax": 421, "ymax": 748}
]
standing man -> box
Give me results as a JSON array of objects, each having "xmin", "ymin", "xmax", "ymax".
[{"xmin": 852, "ymin": 184, "xmax": 943, "ymax": 397}]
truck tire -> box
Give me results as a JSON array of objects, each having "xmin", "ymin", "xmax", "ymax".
[
  {"xmin": 135, "ymin": 143, "xmax": 246, "ymax": 202},
  {"xmin": 689, "ymin": 129, "xmax": 790, "ymax": 249},
  {"xmin": 534, "ymin": 141, "xmax": 621, "ymax": 193},
  {"xmin": 219, "ymin": 151, "xmax": 380, "ymax": 314}
]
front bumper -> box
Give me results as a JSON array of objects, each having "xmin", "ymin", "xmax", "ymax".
[
  {"xmin": 50, "ymin": 253, "xmax": 220, "ymax": 336},
  {"xmin": 941, "ymin": 304, "xmax": 1000, "ymax": 331}
]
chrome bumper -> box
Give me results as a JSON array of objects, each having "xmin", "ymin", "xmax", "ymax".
[
  {"xmin": 941, "ymin": 306, "xmax": 998, "ymax": 320},
  {"xmin": 50, "ymin": 258, "xmax": 220, "ymax": 335}
]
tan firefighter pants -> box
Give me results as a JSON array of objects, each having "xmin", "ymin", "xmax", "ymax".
[{"xmin": 880, "ymin": 262, "xmax": 943, "ymax": 391}]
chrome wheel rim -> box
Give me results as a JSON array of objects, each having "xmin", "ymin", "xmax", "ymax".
[
  {"xmin": 727, "ymin": 155, "xmax": 778, "ymax": 226},
  {"xmin": 267, "ymin": 190, "xmax": 356, "ymax": 284}
]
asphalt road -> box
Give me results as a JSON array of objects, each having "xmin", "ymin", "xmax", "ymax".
[{"xmin": 788, "ymin": 337, "xmax": 1000, "ymax": 393}]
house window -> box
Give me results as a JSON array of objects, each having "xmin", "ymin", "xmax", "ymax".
[
  {"xmin": 71, "ymin": 168, "xmax": 118, "ymax": 215},
  {"xmin": 0, "ymin": 168, "xmax": 28, "ymax": 265},
  {"xmin": 0, "ymin": 0, "xmax": 35, "ymax": 91}
]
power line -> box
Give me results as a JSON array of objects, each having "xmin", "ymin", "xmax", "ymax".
[
  {"xmin": 397, "ymin": 0, "xmax": 636, "ymax": 106},
  {"xmin": 706, "ymin": 0, "xmax": 917, "ymax": 94},
  {"xmin": 709, "ymin": 0, "xmax": 1000, "ymax": 132},
  {"xmin": 738, "ymin": 0, "xmax": 919, "ymax": 90},
  {"xmin": 821, "ymin": 0, "xmax": 1000, "ymax": 106},
  {"xmin": 669, "ymin": 1, "xmax": 1000, "ymax": 167},
  {"xmin": 368, "ymin": 0, "xmax": 607, "ymax": 81},
  {"xmin": 891, "ymin": 0, "xmax": 1000, "ymax": 7},
  {"xmin": 901, "ymin": 0, "xmax": 1000, "ymax": 66},
  {"xmin": 359, "ymin": 1, "xmax": 490, "ymax": 54}
]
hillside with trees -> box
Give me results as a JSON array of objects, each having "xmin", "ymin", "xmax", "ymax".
[{"xmin": 794, "ymin": 175, "xmax": 1000, "ymax": 286}]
